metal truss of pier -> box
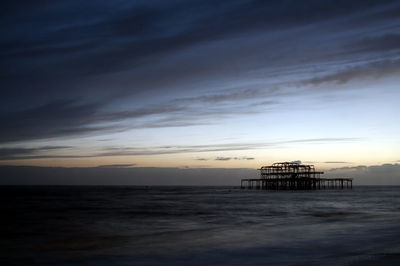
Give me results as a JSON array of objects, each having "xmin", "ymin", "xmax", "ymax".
[{"xmin": 241, "ymin": 162, "xmax": 352, "ymax": 190}]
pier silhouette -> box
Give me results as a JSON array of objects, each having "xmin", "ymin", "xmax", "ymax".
[{"xmin": 241, "ymin": 162, "xmax": 352, "ymax": 190}]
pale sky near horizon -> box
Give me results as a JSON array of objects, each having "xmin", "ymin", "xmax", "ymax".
[{"xmin": 1, "ymin": 0, "xmax": 399, "ymax": 175}]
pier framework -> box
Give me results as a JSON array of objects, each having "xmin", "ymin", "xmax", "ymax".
[{"xmin": 241, "ymin": 162, "xmax": 352, "ymax": 190}]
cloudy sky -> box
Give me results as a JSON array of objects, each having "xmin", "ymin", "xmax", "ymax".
[{"xmin": 1, "ymin": 0, "xmax": 399, "ymax": 184}]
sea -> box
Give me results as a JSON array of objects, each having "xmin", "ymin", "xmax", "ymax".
[{"xmin": 1, "ymin": 186, "xmax": 400, "ymax": 265}]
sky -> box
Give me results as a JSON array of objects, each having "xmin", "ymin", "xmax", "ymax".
[{"xmin": 1, "ymin": 0, "xmax": 399, "ymax": 184}]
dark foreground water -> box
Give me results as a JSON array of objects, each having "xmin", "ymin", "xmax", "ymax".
[{"xmin": 1, "ymin": 186, "xmax": 400, "ymax": 265}]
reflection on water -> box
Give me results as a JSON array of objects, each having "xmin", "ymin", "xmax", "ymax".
[{"xmin": 1, "ymin": 186, "xmax": 400, "ymax": 265}]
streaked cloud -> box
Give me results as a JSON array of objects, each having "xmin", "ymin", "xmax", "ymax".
[
  {"xmin": 2, "ymin": 1, "xmax": 400, "ymax": 144},
  {"xmin": 343, "ymin": 34, "xmax": 400, "ymax": 54},
  {"xmin": 215, "ymin": 157, "xmax": 255, "ymax": 161},
  {"xmin": 0, "ymin": 146, "xmax": 71, "ymax": 160},
  {"xmin": 1, "ymin": 0, "xmax": 399, "ymax": 174},
  {"xmin": 323, "ymin": 161, "xmax": 351, "ymax": 164},
  {"xmin": 302, "ymin": 59, "xmax": 400, "ymax": 86},
  {"xmin": 0, "ymin": 138, "xmax": 359, "ymax": 161},
  {"xmin": 96, "ymin": 164, "xmax": 136, "ymax": 168}
]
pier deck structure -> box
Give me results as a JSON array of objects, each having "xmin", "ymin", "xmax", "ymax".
[{"xmin": 241, "ymin": 162, "xmax": 352, "ymax": 190}]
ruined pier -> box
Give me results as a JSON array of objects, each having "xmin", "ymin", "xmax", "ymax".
[{"xmin": 241, "ymin": 162, "xmax": 352, "ymax": 190}]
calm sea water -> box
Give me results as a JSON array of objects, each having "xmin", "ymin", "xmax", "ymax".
[{"xmin": 1, "ymin": 186, "xmax": 400, "ymax": 265}]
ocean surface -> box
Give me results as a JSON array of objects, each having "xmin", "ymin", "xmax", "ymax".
[{"xmin": 1, "ymin": 186, "xmax": 400, "ymax": 265}]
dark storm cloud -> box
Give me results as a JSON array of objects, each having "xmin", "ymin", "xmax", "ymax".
[
  {"xmin": 1, "ymin": 0, "xmax": 400, "ymax": 143},
  {"xmin": 3, "ymin": 0, "xmax": 388, "ymax": 63},
  {"xmin": 2, "ymin": 0, "xmax": 396, "ymax": 89}
]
